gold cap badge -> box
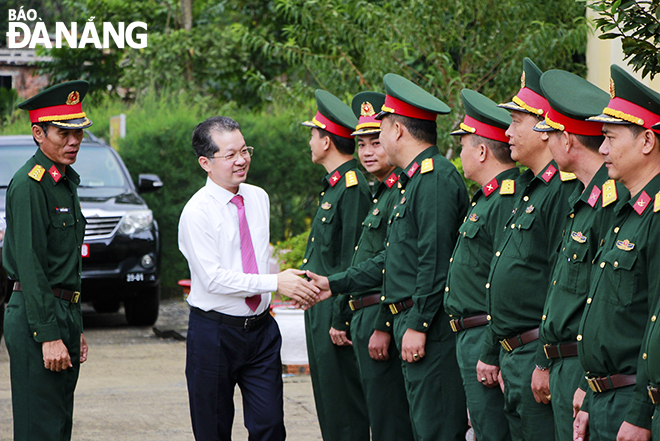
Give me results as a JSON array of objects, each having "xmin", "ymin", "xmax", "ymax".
[
  {"xmin": 361, "ymin": 102, "xmax": 376, "ymax": 117},
  {"xmin": 66, "ymin": 91, "xmax": 80, "ymax": 106}
]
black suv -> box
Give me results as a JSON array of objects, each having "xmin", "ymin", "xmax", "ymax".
[{"xmin": 0, "ymin": 133, "xmax": 162, "ymax": 331}]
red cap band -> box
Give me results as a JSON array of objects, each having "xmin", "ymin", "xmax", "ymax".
[
  {"xmin": 513, "ymin": 87, "xmax": 549, "ymax": 116},
  {"xmin": 462, "ymin": 115, "xmax": 509, "ymax": 143},
  {"xmin": 313, "ymin": 111, "xmax": 355, "ymax": 138},
  {"xmin": 381, "ymin": 95, "xmax": 437, "ymax": 121},
  {"xmin": 355, "ymin": 114, "xmax": 381, "ymax": 131},
  {"xmin": 545, "ymin": 107, "xmax": 603, "ymax": 136},
  {"xmin": 605, "ymin": 97, "xmax": 660, "ymax": 133},
  {"xmin": 28, "ymin": 102, "xmax": 84, "ymax": 123}
]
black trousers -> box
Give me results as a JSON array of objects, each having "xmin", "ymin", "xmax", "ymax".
[{"xmin": 186, "ymin": 308, "xmax": 286, "ymax": 441}]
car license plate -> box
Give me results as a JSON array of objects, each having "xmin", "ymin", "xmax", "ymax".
[
  {"xmin": 81, "ymin": 244, "xmax": 90, "ymax": 257},
  {"xmin": 126, "ymin": 273, "xmax": 144, "ymax": 282}
]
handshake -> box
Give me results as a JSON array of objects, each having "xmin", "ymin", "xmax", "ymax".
[{"xmin": 276, "ymin": 269, "xmax": 333, "ymax": 309}]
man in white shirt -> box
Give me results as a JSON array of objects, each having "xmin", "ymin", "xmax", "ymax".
[{"xmin": 178, "ymin": 116, "xmax": 320, "ymax": 441}]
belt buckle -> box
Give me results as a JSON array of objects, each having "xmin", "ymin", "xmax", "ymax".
[
  {"xmin": 586, "ymin": 376, "xmax": 603, "ymax": 393},
  {"xmin": 389, "ymin": 303, "xmax": 399, "ymax": 315},
  {"xmin": 648, "ymin": 386, "xmax": 658, "ymax": 404},
  {"xmin": 244, "ymin": 318, "xmax": 252, "ymax": 329},
  {"xmin": 71, "ymin": 291, "xmax": 81, "ymax": 304},
  {"xmin": 449, "ymin": 320, "xmax": 458, "ymax": 333},
  {"xmin": 349, "ymin": 300, "xmax": 356, "ymax": 311},
  {"xmin": 500, "ymin": 339, "xmax": 513, "ymax": 352},
  {"xmin": 543, "ymin": 344, "xmax": 551, "ymax": 359}
]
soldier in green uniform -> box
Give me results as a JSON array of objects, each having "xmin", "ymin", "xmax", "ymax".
[
  {"xmin": 344, "ymin": 91, "xmax": 414, "ymax": 441},
  {"xmin": 532, "ymin": 69, "xmax": 620, "ymax": 441},
  {"xmin": 300, "ymin": 89, "xmax": 372, "ymax": 441},
  {"xmin": 573, "ymin": 65, "xmax": 660, "ymax": 441},
  {"xmin": 445, "ymin": 89, "xmax": 517, "ymax": 441},
  {"xmin": 3, "ymin": 81, "xmax": 92, "ymax": 441},
  {"xmin": 309, "ymin": 73, "xmax": 470, "ymax": 441},
  {"xmin": 476, "ymin": 58, "xmax": 579, "ymax": 441}
]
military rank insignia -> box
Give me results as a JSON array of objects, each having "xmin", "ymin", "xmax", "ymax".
[
  {"xmin": 571, "ymin": 231, "xmax": 587, "ymax": 243},
  {"xmin": 602, "ymin": 180, "xmax": 618, "ymax": 207},
  {"xmin": 654, "ymin": 192, "xmax": 660, "ymax": 213},
  {"xmin": 321, "ymin": 202, "xmax": 332, "ymax": 210},
  {"xmin": 469, "ymin": 213, "xmax": 479, "ymax": 222},
  {"xmin": 49, "ymin": 165, "xmax": 62, "ymax": 183},
  {"xmin": 560, "ymin": 171, "xmax": 577, "ymax": 181},
  {"xmin": 616, "ymin": 239, "xmax": 635, "ymax": 251},
  {"xmin": 345, "ymin": 170, "xmax": 358, "ymax": 187},
  {"xmin": 633, "ymin": 191, "xmax": 651, "ymax": 216},
  {"xmin": 28, "ymin": 164, "xmax": 45, "ymax": 181},
  {"xmin": 407, "ymin": 162, "xmax": 419, "ymax": 178},
  {"xmin": 541, "ymin": 164, "xmax": 557, "ymax": 183},
  {"xmin": 420, "ymin": 158, "xmax": 434, "ymax": 174},
  {"xmin": 587, "ymin": 185, "xmax": 601, "ymax": 208},
  {"xmin": 483, "ymin": 178, "xmax": 498, "ymax": 197},
  {"xmin": 385, "ymin": 172, "xmax": 398, "ymax": 188},
  {"xmin": 329, "ymin": 170, "xmax": 341, "ymax": 187},
  {"xmin": 500, "ymin": 179, "xmax": 515, "ymax": 195}
]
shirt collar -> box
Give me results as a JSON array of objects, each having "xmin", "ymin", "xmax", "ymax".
[
  {"xmin": 322, "ymin": 158, "xmax": 358, "ymax": 187},
  {"xmin": 34, "ymin": 148, "xmax": 80, "ymax": 186},
  {"xmin": 205, "ymin": 176, "xmax": 244, "ymax": 205},
  {"xmin": 399, "ymin": 145, "xmax": 438, "ymax": 185},
  {"xmin": 619, "ymin": 171, "xmax": 660, "ymax": 215}
]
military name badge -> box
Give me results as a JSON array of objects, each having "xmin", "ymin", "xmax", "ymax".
[
  {"xmin": 329, "ymin": 170, "xmax": 341, "ymax": 187},
  {"xmin": 420, "ymin": 158, "xmax": 434, "ymax": 174},
  {"xmin": 55, "ymin": 207, "xmax": 70, "ymax": 213},
  {"xmin": 587, "ymin": 185, "xmax": 601, "ymax": 208},
  {"xmin": 654, "ymin": 192, "xmax": 660, "ymax": 213},
  {"xmin": 571, "ymin": 231, "xmax": 587, "ymax": 244},
  {"xmin": 616, "ymin": 239, "xmax": 634, "ymax": 251},
  {"xmin": 469, "ymin": 213, "xmax": 479, "ymax": 222},
  {"xmin": 500, "ymin": 179, "xmax": 515, "ymax": 195},
  {"xmin": 560, "ymin": 171, "xmax": 577, "ymax": 181},
  {"xmin": 602, "ymin": 179, "xmax": 618, "ymax": 207},
  {"xmin": 407, "ymin": 162, "xmax": 419, "ymax": 178},
  {"xmin": 49, "ymin": 165, "xmax": 62, "ymax": 183},
  {"xmin": 483, "ymin": 177, "xmax": 499, "ymax": 197},
  {"xmin": 542, "ymin": 164, "xmax": 557, "ymax": 183},
  {"xmin": 28, "ymin": 164, "xmax": 45, "ymax": 181},
  {"xmin": 633, "ymin": 191, "xmax": 651, "ymax": 216},
  {"xmin": 321, "ymin": 202, "xmax": 332, "ymax": 210},
  {"xmin": 345, "ymin": 170, "xmax": 358, "ymax": 187}
]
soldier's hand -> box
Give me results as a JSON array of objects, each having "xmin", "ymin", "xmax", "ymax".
[
  {"xmin": 368, "ymin": 330, "xmax": 391, "ymax": 361},
  {"xmin": 80, "ymin": 333, "xmax": 88, "ymax": 364},
  {"xmin": 305, "ymin": 271, "xmax": 333, "ymax": 302},
  {"xmin": 277, "ymin": 269, "xmax": 320, "ymax": 309},
  {"xmin": 573, "ymin": 387, "xmax": 586, "ymax": 417},
  {"xmin": 42, "ymin": 339, "xmax": 72, "ymax": 372},
  {"xmin": 476, "ymin": 360, "xmax": 500, "ymax": 388},
  {"xmin": 574, "ymin": 410, "xmax": 589, "ymax": 441},
  {"xmin": 329, "ymin": 327, "xmax": 352, "ymax": 346},
  {"xmin": 531, "ymin": 366, "xmax": 551, "ymax": 404},
  {"xmin": 616, "ymin": 422, "xmax": 651, "ymax": 441},
  {"xmin": 401, "ymin": 328, "xmax": 426, "ymax": 363}
]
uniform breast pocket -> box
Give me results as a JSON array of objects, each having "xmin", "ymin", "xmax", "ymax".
[
  {"xmin": 315, "ymin": 209, "xmax": 337, "ymax": 251},
  {"xmin": 557, "ymin": 238, "xmax": 589, "ymax": 294},
  {"xmin": 389, "ymin": 205, "xmax": 413, "ymax": 243},
  {"xmin": 456, "ymin": 220, "xmax": 481, "ymax": 265},
  {"xmin": 512, "ymin": 214, "xmax": 535, "ymax": 259},
  {"xmin": 600, "ymin": 248, "xmax": 638, "ymax": 307},
  {"xmin": 50, "ymin": 212, "xmax": 76, "ymax": 246}
]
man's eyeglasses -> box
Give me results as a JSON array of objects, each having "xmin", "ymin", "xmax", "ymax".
[{"xmin": 208, "ymin": 146, "xmax": 254, "ymax": 162}]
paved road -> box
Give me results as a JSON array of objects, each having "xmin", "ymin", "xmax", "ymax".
[{"xmin": 0, "ymin": 299, "xmax": 321, "ymax": 440}]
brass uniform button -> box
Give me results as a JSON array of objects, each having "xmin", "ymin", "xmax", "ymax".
[
  {"xmin": 380, "ymin": 296, "xmax": 385, "ymax": 301},
  {"xmin": 573, "ymin": 254, "xmax": 578, "ymax": 260},
  {"xmin": 311, "ymin": 237, "xmax": 315, "ymax": 242},
  {"xmin": 386, "ymin": 322, "xmax": 391, "ymax": 327},
  {"xmin": 577, "ymin": 335, "xmax": 582, "ymax": 341},
  {"xmin": 382, "ymin": 269, "xmax": 385, "ymax": 274},
  {"xmin": 644, "ymin": 353, "xmax": 648, "ymax": 360},
  {"xmin": 303, "ymin": 259, "xmax": 308, "ymax": 264},
  {"xmin": 322, "ymin": 217, "xmax": 326, "ymax": 221},
  {"xmin": 614, "ymin": 261, "xmax": 619, "ymax": 267},
  {"xmin": 449, "ymin": 257, "xmax": 453, "ymax": 263},
  {"xmin": 486, "ymin": 315, "xmax": 491, "ymax": 320},
  {"xmin": 423, "ymin": 322, "xmax": 429, "ymax": 328},
  {"xmin": 485, "ymin": 283, "xmax": 491, "ymax": 289},
  {"xmin": 472, "ymin": 202, "xmax": 476, "ymax": 206},
  {"xmin": 523, "ymin": 196, "xmax": 529, "ymax": 202},
  {"xmin": 600, "ymin": 262, "xmax": 605, "ymax": 268},
  {"xmin": 445, "ymin": 287, "xmax": 449, "ymax": 292},
  {"xmin": 614, "ymin": 227, "xmax": 620, "ymax": 233},
  {"xmin": 553, "ymin": 280, "xmax": 557, "ymax": 285},
  {"xmin": 511, "ymin": 223, "xmax": 515, "ymax": 228},
  {"xmin": 496, "ymin": 251, "xmax": 501, "ymax": 257},
  {"xmin": 355, "ymin": 245, "xmax": 358, "ymax": 250},
  {"xmin": 542, "ymin": 315, "xmax": 547, "ymax": 320},
  {"xmin": 373, "ymin": 198, "xmax": 378, "ymax": 203},
  {"xmin": 321, "ymin": 192, "xmax": 325, "ymax": 196},
  {"xmin": 587, "ymin": 298, "xmax": 592, "ymax": 304},
  {"xmin": 570, "ymin": 213, "xmax": 575, "ymax": 218},
  {"xmin": 652, "ymin": 315, "xmax": 657, "ymax": 322}
]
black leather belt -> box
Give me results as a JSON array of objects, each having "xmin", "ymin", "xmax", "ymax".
[
  {"xmin": 388, "ymin": 297, "xmax": 414, "ymax": 315},
  {"xmin": 349, "ymin": 293, "xmax": 381, "ymax": 311},
  {"xmin": 191, "ymin": 306, "xmax": 270, "ymax": 330},
  {"xmin": 586, "ymin": 373, "xmax": 636, "ymax": 393},
  {"xmin": 450, "ymin": 314, "xmax": 489, "ymax": 333},
  {"xmin": 13, "ymin": 281, "xmax": 80, "ymax": 304},
  {"xmin": 544, "ymin": 342, "xmax": 578, "ymax": 359},
  {"xmin": 500, "ymin": 328, "xmax": 539, "ymax": 352},
  {"xmin": 648, "ymin": 385, "xmax": 660, "ymax": 404}
]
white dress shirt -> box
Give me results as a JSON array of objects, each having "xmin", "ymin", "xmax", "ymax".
[{"xmin": 178, "ymin": 177, "xmax": 278, "ymax": 316}]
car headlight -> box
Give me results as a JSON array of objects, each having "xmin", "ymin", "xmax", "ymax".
[{"xmin": 118, "ymin": 210, "xmax": 153, "ymax": 235}]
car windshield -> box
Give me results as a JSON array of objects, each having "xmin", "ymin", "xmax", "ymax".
[{"xmin": 0, "ymin": 145, "xmax": 127, "ymax": 188}]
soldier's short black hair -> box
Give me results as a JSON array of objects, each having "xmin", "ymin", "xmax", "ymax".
[
  {"xmin": 315, "ymin": 127, "xmax": 355, "ymax": 155},
  {"xmin": 31, "ymin": 122, "xmax": 50, "ymax": 147},
  {"xmin": 386, "ymin": 114, "xmax": 437, "ymax": 145}
]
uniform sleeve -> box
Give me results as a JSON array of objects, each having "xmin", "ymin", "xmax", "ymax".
[
  {"xmin": 479, "ymin": 323, "xmax": 502, "ymax": 365},
  {"xmin": 5, "ymin": 179, "xmax": 60, "ymax": 342},
  {"xmin": 328, "ymin": 251, "xmax": 385, "ymax": 295},
  {"xmin": 407, "ymin": 171, "xmax": 468, "ymax": 333}
]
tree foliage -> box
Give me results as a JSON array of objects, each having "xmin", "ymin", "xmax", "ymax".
[{"xmin": 589, "ymin": 0, "xmax": 660, "ymax": 79}]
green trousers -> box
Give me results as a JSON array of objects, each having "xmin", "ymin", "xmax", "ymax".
[
  {"xmin": 587, "ymin": 385, "xmax": 633, "ymax": 441},
  {"xmin": 548, "ymin": 356, "xmax": 583, "ymax": 441},
  {"xmin": 456, "ymin": 326, "xmax": 511, "ymax": 441},
  {"xmin": 499, "ymin": 340, "xmax": 555, "ymax": 441},
  {"xmin": 4, "ymin": 291, "xmax": 82, "ymax": 441},
  {"xmin": 394, "ymin": 308, "xmax": 468, "ymax": 441},
  {"xmin": 305, "ymin": 299, "xmax": 370, "ymax": 441},
  {"xmin": 652, "ymin": 404, "xmax": 660, "ymax": 441},
  {"xmin": 352, "ymin": 304, "xmax": 414, "ymax": 441}
]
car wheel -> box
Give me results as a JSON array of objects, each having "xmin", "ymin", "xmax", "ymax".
[
  {"xmin": 92, "ymin": 299, "xmax": 121, "ymax": 314},
  {"xmin": 124, "ymin": 285, "xmax": 160, "ymax": 326}
]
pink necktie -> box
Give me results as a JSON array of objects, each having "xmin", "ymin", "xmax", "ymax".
[{"xmin": 230, "ymin": 195, "xmax": 261, "ymax": 311}]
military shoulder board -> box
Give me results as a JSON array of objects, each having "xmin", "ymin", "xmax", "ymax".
[
  {"xmin": 420, "ymin": 158, "xmax": 434, "ymax": 174},
  {"xmin": 499, "ymin": 179, "xmax": 515, "ymax": 195},
  {"xmin": 345, "ymin": 170, "xmax": 358, "ymax": 187},
  {"xmin": 28, "ymin": 165, "xmax": 45, "ymax": 181},
  {"xmin": 654, "ymin": 192, "xmax": 660, "ymax": 213},
  {"xmin": 560, "ymin": 171, "xmax": 577, "ymax": 181},
  {"xmin": 602, "ymin": 179, "xmax": 618, "ymax": 207}
]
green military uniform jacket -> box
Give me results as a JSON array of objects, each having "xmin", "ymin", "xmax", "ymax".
[
  {"xmin": 578, "ymin": 173, "xmax": 660, "ymax": 430},
  {"xmin": 481, "ymin": 160, "xmax": 578, "ymax": 366},
  {"xmin": 328, "ymin": 146, "xmax": 469, "ymax": 333},
  {"xmin": 445, "ymin": 167, "xmax": 520, "ymax": 320},
  {"xmin": 541, "ymin": 165, "xmax": 625, "ymax": 347},
  {"xmin": 300, "ymin": 158, "xmax": 371, "ymax": 330},
  {"xmin": 3, "ymin": 148, "xmax": 85, "ymax": 342}
]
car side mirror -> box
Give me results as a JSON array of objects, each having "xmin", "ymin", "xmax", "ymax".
[{"xmin": 138, "ymin": 174, "xmax": 163, "ymax": 193}]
